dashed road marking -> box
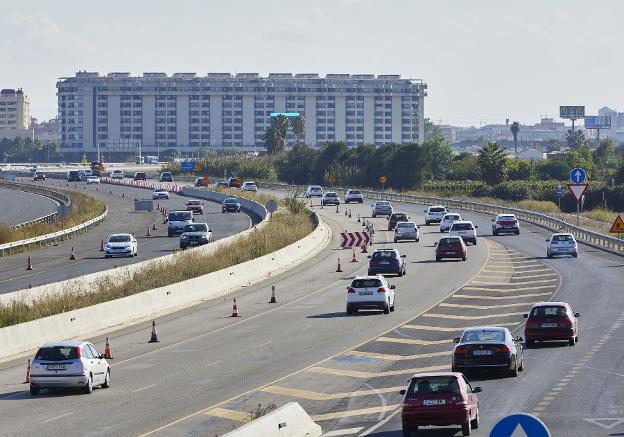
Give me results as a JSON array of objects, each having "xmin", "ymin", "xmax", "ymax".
[
  {"xmin": 422, "ymin": 311, "xmax": 525, "ymax": 320},
  {"xmin": 462, "ymin": 285, "xmax": 555, "ymax": 292},
  {"xmin": 205, "ymin": 407, "xmax": 249, "ymax": 422},
  {"xmin": 470, "ymin": 279, "xmax": 558, "ymax": 286},
  {"xmin": 133, "ymin": 383, "xmax": 157, "ymax": 393},
  {"xmin": 308, "ymin": 364, "xmax": 448, "ymax": 379},
  {"xmin": 452, "ymin": 292, "xmax": 552, "ymax": 300},
  {"xmin": 440, "ymin": 302, "xmax": 534, "ymax": 310},
  {"xmin": 41, "ymin": 411, "xmax": 74, "ymax": 424},
  {"xmin": 375, "ymin": 336, "xmax": 453, "ymax": 345},
  {"xmin": 261, "ymin": 385, "xmax": 403, "ymax": 401},
  {"xmin": 322, "ymin": 427, "xmax": 365, "ymax": 436},
  {"xmin": 345, "ymin": 350, "xmax": 452, "ymax": 361}
]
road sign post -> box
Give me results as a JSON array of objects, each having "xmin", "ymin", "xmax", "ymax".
[
  {"xmin": 556, "ymin": 183, "xmax": 563, "ymax": 211},
  {"xmin": 567, "ymin": 183, "xmax": 589, "ymax": 227},
  {"xmin": 560, "ymin": 106, "xmax": 585, "ymax": 132},
  {"xmin": 379, "ymin": 176, "xmax": 388, "ymax": 192},
  {"xmin": 328, "ymin": 175, "xmax": 336, "ymax": 188}
]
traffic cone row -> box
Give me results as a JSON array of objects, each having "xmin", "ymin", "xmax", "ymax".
[
  {"xmin": 152, "ymin": 222, "xmax": 157, "ymax": 231},
  {"xmin": 269, "ymin": 286, "xmax": 277, "ymax": 303},
  {"xmin": 100, "ymin": 239, "xmax": 104, "ymax": 251}
]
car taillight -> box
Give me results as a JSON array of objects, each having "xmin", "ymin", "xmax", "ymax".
[
  {"xmin": 451, "ymin": 396, "xmax": 468, "ymax": 405},
  {"xmin": 347, "ymin": 287, "xmax": 355, "ymax": 294},
  {"xmin": 393, "ymin": 258, "xmax": 401, "ymax": 265},
  {"xmin": 526, "ymin": 320, "xmax": 539, "ymax": 328},
  {"xmin": 561, "ymin": 319, "xmax": 573, "ymax": 328},
  {"xmin": 494, "ymin": 345, "xmax": 511, "ymax": 354},
  {"xmin": 454, "ymin": 346, "xmax": 469, "ymax": 356},
  {"xmin": 75, "ymin": 347, "xmax": 82, "ymax": 359},
  {"xmin": 377, "ymin": 287, "xmax": 387, "ymax": 293}
]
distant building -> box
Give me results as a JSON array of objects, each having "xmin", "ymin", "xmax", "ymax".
[
  {"xmin": 434, "ymin": 124, "xmax": 456, "ymax": 143},
  {"xmin": 516, "ymin": 149, "xmax": 546, "ymax": 160},
  {"xmin": 31, "ymin": 117, "xmax": 59, "ymax": 144},
  {"xmin": 0, "ymin": 88, "xmax": 29, "ymax": 130},
  {"xmin": 56, "ymin": 71, "xmax": 427, "ymax": 157}
]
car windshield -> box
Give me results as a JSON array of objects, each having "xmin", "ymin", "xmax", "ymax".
[
  {"xmin": 461, "ymin": 330, "xmax": 505, "ymax": 342},
  {"xmin": 391, "ymin": 213, "xmax": 407, "ymax": 220},
  {"xmin": 351, "ymin": 278, "xmax": 382, "ymax": 288},
  {"xmin": 224, "ymin": 199, "xmax": 238, "ymax": 204},
  {"xmin": 35, "ymin": 346, "xmax": 80, "ymax": 361},
  {"xmin": 372, "ymin": 251, "xmax": 397, "ymax": 259},
  {"xmin": 349, "ymin": 190, "xmax": 361, "ymax": 194},
  {"xmin": 183, "ymin": 224, "xmax": 208, "ymax": 232},
  {"xmin": 407, "ymin": 377, "xmax": 460, "ymax": 396},
  {"xmin": 439, "ymin": 238, "xmax": 461, "ymax": 245},
  {"xmin": 187, "ymin": 201, "xmax": 200, "ymax": 205},
  {"xmin": 553, "ymin": 235, "xmax": 574, "ymax": 242},
  {"xmin": 169, "ymin": 212, "xmax": 191, "ymax": 221},
  {"xmin": 376, "ymin": 202, "xmax": 390, "ymax": 207},
  {"xmin": 451, "ymin": 223, "xmax": 474, "ymax": 231},
  {"xmin": 530, "ymin": 306, "xmax": 568, "ymax": 318},
  {"xmin": 499, "ymin": 215, "xmax": 516, "ymax": 221},
  {"xmin": 397, "ymin": 223, "xmax": 415, "ymax": 229},
  {"xmin": 325, "ymin": 193, "xmax": 337, "ymax": 197},
  {"xmin": 155, "ymin": 189, "xmax": 166, "ymax": 193},
  {"xmin": 444, "ymin": 214, "xmax": 460, "ymax": 220},
  {"xmin": 430, "ymin": 207, "xmax": 445, "ymax": 212},
  {"xmin": 310, "ymin": 186, "xmax": 322, "ymax": 190},
  {"xmin": 109, "ymin": 235, "xmax": 130, "ymax": 243}
]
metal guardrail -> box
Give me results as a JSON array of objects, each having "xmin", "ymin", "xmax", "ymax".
[
  {"xmin": 257, "ymin": 181, "xmax": 624, "ymax": 255},
  {"xmin": 0, "ymin": 180, "xmax": 72, "ymax": 229}
]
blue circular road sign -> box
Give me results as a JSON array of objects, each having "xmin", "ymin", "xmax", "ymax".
[
  {"xmin": 490, "ymin": 413, "xmax": 550, "ymax": 437},
  {"xmin": 570, "ymin": 167, "xmax": 586, "ymax": 184}
]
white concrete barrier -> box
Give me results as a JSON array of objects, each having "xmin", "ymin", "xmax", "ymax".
[
  {"xmin": 0, "ymin": 216, "xmax": 331, "ymax": 363},
  {"xmin": 221, "ymin": 402, "xmax": 322, "ymax": 437}
]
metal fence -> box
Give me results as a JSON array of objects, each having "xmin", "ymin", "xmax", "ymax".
[
  {"xmin": 0, "ymin": 180, "xmax": 72, "ymax": 229},
  {"xmin": 257, "ymin": 181, "xmax": 624, "ymax": 255}
]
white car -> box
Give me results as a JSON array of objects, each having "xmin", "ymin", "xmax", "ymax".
[
  {"xmin": 394, "ymin": 221, "xmax": 419, "ymax": 242},
  {"xmin": 492, "ymin": 214, "xmax": 520, "ymax": 235},
  {"xmin": 152, "ymin": 188, "xmax": 170, "ymax": 200},
  {"xmin": 29, "ymin": 340, "xmax": 110, "ymax": 395},
  {"xmin": 546, "ymin": 233, "xmax": 578, "ymax": 258},
  {"xmin": 110, "ymin": 169, "xmax": 124, "ymax": 179},
  {"xmin": 305, "ymin": 185, "xmax": 324, "ymax": 198},
  {"xmin": 346, "ymin": 275, "xmax": 396, "ymax": 315},
  {"xmin": 86, "ymin": 176, "xmax": 100, "ymax": 184},
  {"xmin": 104, "ymin": 233, "xmax": 138, "ymax": 258},
  {"xmin": 449, "ymin": 220, "xmax": 478, "ymax": 245},
  {"xmin": 440, "ymin": 213, "xmax": 462, "ymax": 232},
  {"xmin": 241, "ymin": 181, "xmax": 258, "ymax": 192},
  {"xmin": 344, "ymin": 189, "xmax": 364, "ymax": 204},
  {"xmin": 424, "ymin": 205, "xmax": 448, "ymax": 225}
]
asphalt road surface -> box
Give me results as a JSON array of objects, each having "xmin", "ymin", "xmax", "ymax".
[
  {"xmin": 0, "ymin": 180, "xmax": 250, "ymax": 294},
  {"xmin": 0, "ymin": 192, "xmax": 621, "ymax": 437},
  {"xmin": 0, "ymin": 187, "xmax": 59, "ymax": 226}
]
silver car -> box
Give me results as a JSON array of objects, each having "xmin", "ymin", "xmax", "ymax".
[
  {"xmin": 394, "ymin": 221, "xmax": 419, "ymax": 242},
  {"xmin": 29, "ymin": 341, "xmax": 110, "ymax": 395},
  {"xmin": 372, "ymin": 201, "xmax": 393, "ymax": 218},
  {"xmin": 344, "ymin": 189, "xmax": 364, "ymax": 204}
]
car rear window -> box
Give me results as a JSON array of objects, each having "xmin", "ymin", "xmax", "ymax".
[
  {"xmin": 169, "ymin": 212, "xmax": 191, "ymax": 221},
  {"xmin": 461, "ymin": 330, "xmax": 505, "ymax": 342},
  {"xmin": 372, "ymin": 251, "xmax": 397, "ymax": 259},
  {"xmin": 451, "ymin": 223, "xmax": 474, "ymax": 231},
  {"xmin": 391, "ymin": 213, "xmax": 407, "ymax": 219},
  {"xmin": 397, "ymin": 222, "xmax": 415, "ymax": 229},
  {"xmin": 376, "ymin": 202, "xmax": 390, "ymax": 207},
  {"xmin": 499, "ymin": 215, "xmax": 516, "ymax": 221},
  {"xmin": 439, "ymin": 238, "xmax": 461, "ymax": 245},
  {"xmin": 349, "ymin": 190, "xmax": 362, "ymax": 194},
  {"xmin": 552, "ymin": 235, "xmax": 573, "ymax": 242},
  {"xmin": 430, "ymin": 207, "xmax": 446, "ymax": 212},
  {"xmin": 351, "ymin": 278, "xmax": 382, "ymax": 288},
  {"xmin": 406, "ymin": 376, "xmax": 460, "ymax": 396},
  {"xmin": 326, "ymin": 193, "xmax": 337, "ymax": 197},
  {"xmin": 187, "ymin": 201, "xmax": 200, "ymax": 205},
  {"xmin": 184, "ymin": 224, "xmax": 208, "ymax": 232},
  {"xmin": 530, "ymin": 306, "xmax": 568, "ymax": 318},
  {"xmin": 35, "ymin": 346, "xmax": 80, "ymax": 361},
  {"xmin": 136, "ymin": 172, "xmax": 145, "ymax": 177},
  {"xmin": 109, "ymin": 235, "xmax": 130, "ymax": 243},
  {"xmin": 444, "ymin": 214, "xmax": 460, "ymax": 220}
]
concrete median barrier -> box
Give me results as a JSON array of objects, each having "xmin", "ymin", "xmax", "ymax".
[{"xmin": 221, "ymin": 402, "xmax": 322, "ymax": 437}]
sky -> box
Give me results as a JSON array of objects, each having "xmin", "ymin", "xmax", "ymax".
[{"xmin": 2, "ymin": 0, "xmax": 624, "ymax": 126}]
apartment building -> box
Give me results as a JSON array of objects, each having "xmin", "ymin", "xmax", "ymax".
[
  {"xmin": 56, "ymin": 72, "xmax": 426, "ymax": 156},
  {"xmin": 0, "ymin": 88, "xmax": 30, "ymax": 130}
]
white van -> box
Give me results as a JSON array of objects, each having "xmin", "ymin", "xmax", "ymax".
[{"xmin": 449, "ymin": 220, "xmax": 479, "ymax": 245}]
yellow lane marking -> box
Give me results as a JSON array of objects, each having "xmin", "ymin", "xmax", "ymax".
[
  {"xmin": 308, "ymin": 364, "xmax": 448, "ymax": 379},
  {"xmin": 462, "ymin": 285, "xmax": 555, "ymax": 292},
  {"xmin": 375, "ymin": 336, "xmax": 453, "ymax": 345},
  {"xmin": 402, "ymin": 323, "xmax": 519, "ymax": 331},
  {"xmin": 205, "ymin": 408, "xmax": 250, "ymax": 422},
  {"xmin": 312, "ymin": 404, "xmax": 401, "ymax": 422},
  {"xmin": 513, "ymin": 266, "xmax": 552, "ymax": 271},
  {"xmin": 470, "ymin": 279, "xmax": 558, "ymax": 286},
  {"xmin": 440, "ymin": 302, "xmax": 535, "ymax": 310},
  {"xmin": 481, "ymin": 268, "xmax": 552, "ymax": 274},
  {"xmin": 452, "ymin": 292, "xmax": 552, "ymax": 300},
  {"xmin": 133, "ymin": 383, "xmax": 157, "ymax": 393},
  {"xmin": 422, "ymin": 312, "xmax": 525, "ymax": 320},
  {"xmin": 41, "ymin": 412, "xmax": 74, "ymax": 424},
  {"xmin": 261, "ymin": 385, "xmax": 403, "ymax": 401},
  {"xmin": 488, "ymin": 261, "xmax": 541, "ymax": 265},
  {"xmin": 481, "ymin": 269, "xmax": 515, "ymax": 274},
  {"xmin": 345, "ymin": 350, "xmax": 453, "ymax": 361}
]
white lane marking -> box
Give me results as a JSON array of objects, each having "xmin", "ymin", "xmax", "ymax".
[
  {"xmin": 323, "ymin": 428, "xmax": 364, "ymax": 436},
  {"xmin": 205, "ymin": 359, "xmax": 223, "ymax": 368},
  {"xmin": 359, "ymin": 407, "xmax": 402, "ymax": 436},
  {"xmin": 41, "ymin": 411, "xmax": 74, "ymax": 424},
  {"xmin": 133, "ymin": 383, "xmax": 157, "ymax": 393},
  {"xmin": 363, "ymin": 382, "xmax": 388, "ymax": 422}
]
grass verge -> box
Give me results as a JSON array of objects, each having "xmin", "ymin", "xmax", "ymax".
[
  {"xmin": 0, "ymin": 190, "xmax": 106, "ymax": 245},
  {"xmin": 0, "ymin": 197, "xmax": 314, "ymax": 328}
]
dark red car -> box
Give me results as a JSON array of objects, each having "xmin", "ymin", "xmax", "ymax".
[
  {"xmin": 435, "ymin": 236, "xmax": 467, "ymax": 262},
  {"xmin": 401, "ymin": 372, "xmax": 481, "ymax": 437},
  {"xmin": 524, "ymin": 301, "xmax": 579, "ymax": 346},
  {"xmin": 185, "ymin": 199, "xmax": 204, "ymax": 215},
  {"xmin": 388, "ymin": 212, "xmax": 409, "ymax": 231}
]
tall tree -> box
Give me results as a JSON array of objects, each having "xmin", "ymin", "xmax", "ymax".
[
  {"xmin": 546, "ymin": 138, "xmax": 561, "ymax": 153},
  {"xmin": 478, "ymin": 142, "xmax": 508, "ymax": 185},
  {"xmin": 291, "ymin": 115, "xmax": 305, "ymax": 145},
  {"xmin": 264, "ymin": 115, "xmax": 290, "ymax": 155},
  {"xmin": 566, "ymin": 129, "xmax": 586, "ymax": 150},
  {"xmin": 510, "ymin": 121, "xmax": 520, "ymax": 158}
]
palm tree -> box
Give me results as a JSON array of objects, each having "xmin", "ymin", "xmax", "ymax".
[
  {"xmin": 510, "ymin": 121, "xmax": 520, "ymax": 158},
  {"xmin": 291, "ymin": 115, "xmax": 305, "ymax": 145},
  {"xmin": 478, "ymin": 141, "xmax": 508, "ymax": 185},
  {"xmin": 273, "ymin": 115, "xmax": 290, "ymax": 148}
]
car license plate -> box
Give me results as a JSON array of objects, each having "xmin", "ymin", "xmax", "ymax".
[
  {"xmin": 445, "ymin": 252, "xmax": 455, "ymax": 255},
  {"xmin": 542, "ymin": 323, "xmax": 558, "ymax": 328},
  {"xmin": 47, "ymin": 364, "xmax": 66, "ymax": 370},
  {"xmin": 472, "ymin": 350, "xmax": 492, "ymax": 356},
  {"xmin": 422, "ymin": 399, "xmax": 445, "ymax": 406},
  {"xmin": 359, "ymin": 291, "xmax": 373, "ymax": 295}
]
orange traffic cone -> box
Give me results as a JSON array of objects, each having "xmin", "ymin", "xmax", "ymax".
[
  {"xmin": 148, "ymin": 321, "xmax": 159, "ymax": 343},
  {"xmin": 269, "ymin": 285, "xmax": 277, "ymax": 304},
  {"xmin": 231, "ymin": 298, "xmax": 240, "ymax": 317},
  {"xmin": 100, "ymin": 240, "xmax": 104, "ymax": 251},
  {"xmin": 109, "ymin": 188, "xmax": 113, "ymax": 194},
  {"xmin": 361, "ymin": 241, "xmax": 368, "ymax": 253},
  {"xmin": 351, "ymin": 247, "xmax": 358, "ymax": 263},
  {"xmin": 69, "ymin": 246, "xmax": 76, "ymax": 260},
  {"xmin": 26, "ymin": 256, "xmax": 33, "ymax": 271},
  {"xmin": 152, "ymin": 222, "xmax": 157, "ymax": 231},
  {"xmin": 103, "ymin": 337, "xmax": 113, "ymax": 359},
  {"xmin": 146, "ymin": 227, "xmax": 152, "ymax": 237},
  {"xmin": 23, "ymin": 359, "xmax": 30, "ymax": 384},
  {"xmin": 336, "ymin": 204, "xmax": 340, "ymax": 213},
  {"xmin": 336, "ymin": 257, "xmax": 343, "ymax": 272},
  {"xmin": 122, "ymin": 192, "xmax": 125, "ymax": 197}
]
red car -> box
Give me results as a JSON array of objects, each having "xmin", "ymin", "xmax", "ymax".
[
  {"xmin": 185, "ymin": 199, "xmax": 204, "ymax": 215},
  {"xmin": 388, "ymin": 212, "xmax": 409, "ymax": 231},
  {"xmin": 435, "ymin": 236, "xmax": 467, "ymax": 262},
  {"xmin": 401, "ymin": 372, "xmax": 481, "ymax": 437},
  {"xmin": 524, "ymin": 301, "xmax": 580, "ymax": 346}
]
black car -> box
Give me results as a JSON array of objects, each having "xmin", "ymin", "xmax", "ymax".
[
  {"xmin": 195, "ymin": 177, "xmax": 207, "ymax": 187},
  {"xmin": 159, "ymin": 172, "xmax": 174, "ymax": 182},
  {"xmin": 228, "ymin": 177, "xmax": 242, "ymax": 188},
  {"xmin": 367, "ymin": 249, "xmax": 406, "ymax": 277},
  {"xmin": 452, "ymin": 327, "xmax": 524, "ymax": 377},
  {"xmin": 179, "ymin": 223, "xmax": 212, "ymax": 249},
  {"xmin": 33, "ymin": 173, "xmax": 46, "ymax": 181},
  {"xmin": 222, "ymin": 198, "xmax": 241, "ymax": 213},
  {"xmin": 134, "ymin": 172, "xmax": 147, "ymax": 181}
]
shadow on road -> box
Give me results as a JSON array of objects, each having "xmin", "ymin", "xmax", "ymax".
[
  {"xmin": 365, "ymin": 427, "xmax": 463, "ymax": 436},
  {"xmin": 308, "ymin": 311, "xmax": 382, "ymax": 318}
]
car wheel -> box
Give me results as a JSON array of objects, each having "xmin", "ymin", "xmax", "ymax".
[
  {"xmin": 104, "ymin": 255, "xmax": 111, "ymax": 259},
  {"xmin": 546, "ymin": 252, "xmax": 552, "ymax": 259},
  {"xmin": 393, "ymin": 238, "xmax": 397, "ymax": 243},
  {"xmin": 402, "ymin": 427, "xmax": 416, "ymax": 437},
  {"xmin": 526, "ymin": 339, "xmax": 535, "ymax": 347},
  {"xmin": 346, "ymin": 305, "xmax": 353, "ymax": 315},
  {"xmin": 568, "ymin": 337, "xmax": 575, "ymax": 346},
  {"xmin": 470, "ymin": 409, "xmax": 480, "ymax": 429},
  {"xmin": 518, "ymin": 355, "xmax": 524, "ymax": 371},
  {"xmin": 372, "ymin": 213, "xmax": 376, "ymax": 218},
  {"xmin": 29, "ymin": 385, "xmax": 39, "ymax": 396},
  {"xmin": 435, "ymin": 256, "xmax": 441, "ymax": 262},
  {"xmin": 83, "ymin": 375, "xmax": 93, "ymax": 394},
  {"xmin": 416, "ymin": 237, "xmax": 420, "ymax": 242},
  {"xmin": 461, "ymin": 420, "xmax": 472, "ymax": 436},
  {"xmin": 168, "ymin": 232, "xmax": 173, "ymax": 237},
  {"xmin": 509, "ymin": 359, "xmax": 519, "ymax": 377},
  {"xmin": 397, "ymin": 270, "xmax": 403, "ymax": 277},
  {"xmin": 359, "ymin": 200, "xmax": 363, "ymax": 203},
  {"xmin": 462, "ymin": 256, "xmax": 467, "ymax": 261},
  {"xmin": 515, "ymin": 230, "xmax": 520, "ymax": 235},
  {"xmin": 383, "ymin": 303, "xmax": 390, "ymax": 314},
  {"xmin": 493, "ymin": 230, "xmax": 498, "ymax": 236},
  {"xmin": 425, "ymin": 221, "xmax": 430, "ymax": 226},
  {"xmin": 473, "ymin": 239, "xmax": 477, "ymax": 245},
  {"xmin": 572, "ymin": 253, "xmax": 578, "ymax": 258},
  {"xmin": 102, "ymin": 370, "xmax": 110, "ymax": 388}
]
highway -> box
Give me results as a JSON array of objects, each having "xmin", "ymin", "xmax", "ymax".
[
  {"xmin": 0, "ymin": 179, "xmax": 250, "ymax": 295},
  {"xmin": 0, "ymin": 192, "xmax": 621, "ymax": 436},
  {"xmin": 0, "ymin": 187, "xmax": 59, "ymax": 226}
]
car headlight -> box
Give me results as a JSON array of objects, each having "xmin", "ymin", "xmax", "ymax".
[
  {"xmin": 181, "ymin": 235, "xmax": 187, "ymax": 239},
  {"xmin": 200, "ymin": 235, "xmax": 208, "ymax": 240},
  {"xmin": 105, "ymin": 243, "xmax": 111, "ymax": 249}
]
